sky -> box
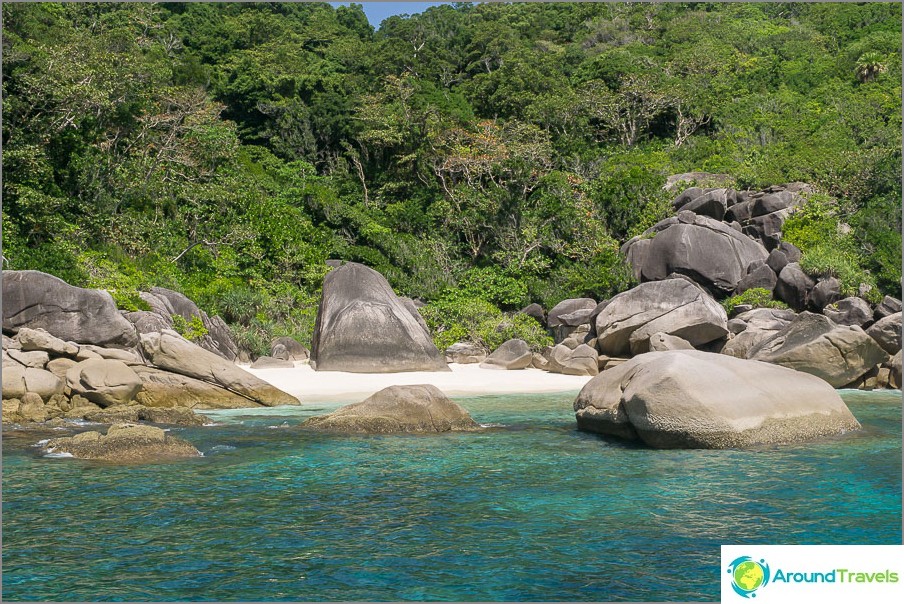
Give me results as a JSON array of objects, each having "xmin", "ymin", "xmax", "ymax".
[{"xmin": 331, "ymin": 2, "xmax": 454, "ymax": 28}]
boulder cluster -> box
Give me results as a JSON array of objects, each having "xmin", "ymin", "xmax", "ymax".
[
  {"xmin": 447, "ymin": 183, "xmax": 900, "ymax": 395},
  {"xmin": 2, "ymin": 270, "xmax": 300, "ymax": 426}
]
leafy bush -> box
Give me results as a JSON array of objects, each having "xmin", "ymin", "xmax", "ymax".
[
  {"xmin": 172, "ymin": 315, "xmax": 209, "ymax": 342},
  {"xmin": 76, "ymin": 250, "xmax": 152, "ymax": 312},
  {"xmin": 454, "ymin": 267, "xmax": 528, "ymax": 308},
  {"xmin": 721, "ymin": 288, "xmax": 789, "ymax": 315},
  {"xmin": 782, "ymin": 195, "xmax": 881, "ymax": 301},
  {"xmin": 418, "ymin": 295, "xmax": 552, "ymax": 353}
]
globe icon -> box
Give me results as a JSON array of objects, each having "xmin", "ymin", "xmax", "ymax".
[{"xmin": 733, "ymin": 560, "xmax": 765, "ymax": 592}]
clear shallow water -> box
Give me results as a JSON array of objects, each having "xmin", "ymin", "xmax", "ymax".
[{"xmin": 2, "ymin": 390, "xmax": 901, "ymax": 602}]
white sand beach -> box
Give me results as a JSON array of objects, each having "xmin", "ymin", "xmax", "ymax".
[{"xmin": 244, "ymin": 362, "xmax": 594, "ymax": 403}]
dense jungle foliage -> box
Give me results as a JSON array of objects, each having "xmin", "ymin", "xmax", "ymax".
[{"xmin": 2, "ymin": 2, "xmax": 901, "ymax": 352}]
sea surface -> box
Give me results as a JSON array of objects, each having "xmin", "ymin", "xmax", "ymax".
[{"xmin": 2, "ymin": 390, "xmax": 901, "ymax": 602}]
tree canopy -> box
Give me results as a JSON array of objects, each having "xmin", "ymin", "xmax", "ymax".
[{"xmin": 3, "ymin": 2, "xmax": 901, "ymax": 351}]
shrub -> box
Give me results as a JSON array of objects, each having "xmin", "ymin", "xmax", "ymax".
[
  {"xmin": 454, "ymin": 266, "xmax": 528, "ymax": 308},
  {"xmin": 782, "ymin": 195, "xmax": 881, "ymax": 302},
  {"xmin": 171, "ymin": 315, "xmax": 209, "ymax": 342},
  {"xmin": 721, "ymin": 288, "xmax": 789, "ymax": 315},
  {"xmin": 418, "ymin": 295, "xmax": 552, "ymax": 352},
  {"xmin": 76, "ymin": 250, "xmax": 152, "ymax": 312}
]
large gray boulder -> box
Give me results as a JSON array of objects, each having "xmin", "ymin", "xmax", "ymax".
[
  {"xmin": 270, "ymin": 337, "xmax": 309, "ymax": 361},
  {"xmin": 140, "ymin": 330, "xmax": 300, "ymax": 406},
  {"xmin": 866, "ymin": 313, "xmax": 902, "ymax": 356},
  {"xmin": 16, "ymin": 327, "xmax": 79, "ymax": 357},
  {"xmin": 65, "ymin": 359, "xmax": 143, "ymax": 408},
  {"xmin": 874, "ymin": 296, "xmax": 902, "ymax": 321},
  {"xmin": 774, "ymin": 263, "xmax": 815, "ymax": 311},
  {"xmin": 519, "ymin": 303, "xmax": 546, "ymax": 326},
  {"xmin": 750, "ymin": 312, "xmax": 889, "ymax": 387},
  {"xmin": 595, "ymin": 279, "xmax": 728, "ymax": 356},
  {"xmin": 303, "ymin": 385, "xmax": 480, "ymax": 433},
  {"xmin": 681, "ymin": 189, "xmax": 728, "ymax": 221},
  {"xmin": 545, "ymin": 343, "xmax": 599, "ymax": 376},
  {"xmin": 132, "ymin": 366, "xmax": 268, "ymax": 410},
  {"xmin": 2, "ymin": 270, "xmax": 138, "ymax": 348},
  {"xmin": 480, "ymin": 339, "xmax": 533, "ymax": 370},
  {"xmin": 648, "ymin": 332, "xmax": 695, "ymax": 352},
  {"xmin": 310, "ymin": 263, "xmax": 449, "ymax": 373},
  {"xmin": 823, "ymin": 297, "xmax": 873, "ymax": 327},
  {"xmin": 41, "ymin": 424, "xmax": 200, "ymax": 462},
  {"xmin": 573, "ymin": 350, "xmax": 860, "ymax": 448},
  {"xmin": 547, "ymin": 298, "xmax": 597, "ymax": 328},
  {"xmin": 624, "ymin": 216, "xmax": 768, "ymax": 295},
  {"xmin": 809, "ymin": 277, "xmax": 842, "ymax": 311},
  {"xmin": 735, "ymin": 263, "xmax": 777, "ymax": 295}
]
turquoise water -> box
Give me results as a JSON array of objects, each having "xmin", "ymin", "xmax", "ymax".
[{"xmin": 2, "ymin": 390, "xmax": 901, "ymax": 601}]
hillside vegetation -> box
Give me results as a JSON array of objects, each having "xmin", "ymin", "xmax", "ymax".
[{"xmin": 2, "ymin": 2, "xmax": 901, "ymax": 353}]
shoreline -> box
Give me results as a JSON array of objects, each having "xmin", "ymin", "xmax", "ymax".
[{"xmin": 243, "ymin": 362, "xmax": 594, "ymax": 404}]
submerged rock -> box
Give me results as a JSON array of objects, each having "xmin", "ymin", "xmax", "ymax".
[
  {"xmin": 41, "ymin": 424, "xmax": 201, "ymax": 462},
  {"xmin": 303, "ymin": 385, "xmax": 479, "ymax": 434},
  {"xmin": 310, "ymin": 262, "xmax": 449, "ymax": 373},
  {"xmin": 573, "ymin": 350, "xmax": 860, "ymax": 448}
]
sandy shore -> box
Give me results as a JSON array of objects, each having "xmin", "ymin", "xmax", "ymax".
[{"xmin": 244, "ymin": 362, "xmax": 593, "ymax": 403}]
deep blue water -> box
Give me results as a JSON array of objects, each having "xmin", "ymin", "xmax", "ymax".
[{"xmin": 2, "ymin": 390, "xmax": 901, "ymax": 602}]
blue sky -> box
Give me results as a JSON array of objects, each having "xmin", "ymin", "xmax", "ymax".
[{"xmin": 331, "ymin": 2, "xmax": 453, "ymax": 28}]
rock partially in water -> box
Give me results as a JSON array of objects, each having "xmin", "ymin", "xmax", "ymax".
[
  {"xmin": 41, "ymin": 424, "xmax": 201, "ymax": 462},
  {"xmin": 140, "ymin": 330, "xmax": 299, "ymax": 406},
  {"xmin": 304, "ymin": 384, "xmax": 480, "ymax": 434},
  {"xmin": 132, "ymin": 366, "xmax": 265, "ymax": 410},
  {"xmin": 574, "ymin": 350, "xmax": 860, "ymax": 448},
  {"xmin": 78, "ymin": 404, "xmax": 210, "ymax": 426}
]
